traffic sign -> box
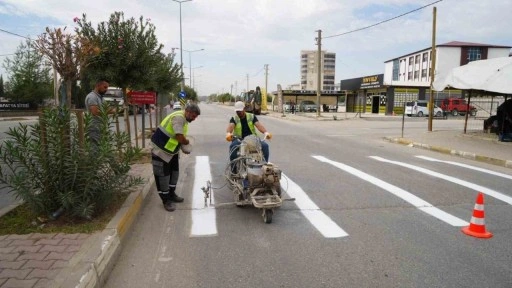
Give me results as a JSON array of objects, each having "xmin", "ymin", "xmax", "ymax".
[
  {"xmin": 179, "ymin": 91, "xmax": 186, "ymax": 98},
  {"xmin": 128, "ymin": 91, "xmax": 156, "ymax": 105}
]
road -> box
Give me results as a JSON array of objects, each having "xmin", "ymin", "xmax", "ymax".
[{"xmin": 102, "ymin": 103, "xmax": 512, "ymax": 288}]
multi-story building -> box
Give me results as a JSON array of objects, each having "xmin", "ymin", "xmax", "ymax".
[
  {"xmin": 384, "ymin": 41, "xmax": 511, "ymax": 87},
  {"xmin": 300, "ymin": 50, "xmax": 336, "ymax": 91}
]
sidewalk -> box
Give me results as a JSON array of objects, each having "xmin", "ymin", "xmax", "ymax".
[{"xmin": 0, "ymin": 111, "xmax": 510, "ymax": 287}]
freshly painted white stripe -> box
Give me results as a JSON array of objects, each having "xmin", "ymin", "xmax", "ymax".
[
  {"xmin": 281, "ymin": 173, "xmax": 348, "ymax": 238},
  {"xmin": 313, "ymin": 156, "xmax": 468, "ymax": 227},
  {"xmin": 371, "ymin": 156, "xmax": 512, "ymax": 205},
  {"xmin": 190, "ymin": 156, "xmax": 217, "ymax": 237},
  {"xmin": 416, "ymin": 156, "xmax": 512, "ymax": 180}
]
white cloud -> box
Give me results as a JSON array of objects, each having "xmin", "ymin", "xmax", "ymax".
[{"xmin": 0, "ymin": 0, "xmax": 511, "ymax": 95}]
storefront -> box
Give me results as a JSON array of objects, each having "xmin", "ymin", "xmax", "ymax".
[{"xmin": 339, "ymin": 74, "xmax": 388, "ymax": 114}]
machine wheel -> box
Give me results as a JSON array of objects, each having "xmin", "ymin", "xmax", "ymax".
[{"xmin": 263, "ymin": 209, "xmax": 273, "ymax": 224}]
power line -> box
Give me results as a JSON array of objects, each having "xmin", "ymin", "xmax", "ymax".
[
  {"xmin": 324, "ymin": 0, "xmax": 443, "ymax": 39},
  {"xmin": 0, "ymin": 28, "xmax": 31, "ymax": 40}
]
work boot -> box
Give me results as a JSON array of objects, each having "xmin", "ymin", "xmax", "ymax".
[
  {"xmin": 163, "ymin": 200, "xmax": 176, "ymax": 212},
  {"xmin": 169, "ymin": 190, "xmax": 184, "ymax": 203}
]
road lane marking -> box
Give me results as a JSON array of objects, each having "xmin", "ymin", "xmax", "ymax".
[
  {"xmin": 371, "ymin": 156, "xmax": 512, "ymax": 205},
  {"xmin": 416, "ymin": 155, "xmax": 512, "ymax": 180},
  {"xmin": 190, "ymin": 156, "xmax": 217, "ymax": 237},
  {"xmin": 281, "ymin": 173, "xmax": 349, "ymax": 238},
  {"xmin": 313, "ymin": 156, "xmax": 468, "ymax": 227}
]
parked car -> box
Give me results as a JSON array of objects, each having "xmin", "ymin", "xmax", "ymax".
[
  {"xmin": 405, "ymin": 100, "xmax": 443, "ymax": 117},
  {"xmin": 173, "ymin": 102, "xmax": 182, "ymax": 110},
  {"xmin": 440, "ymin": 98, "xmax": 477, "ymax": 116},
  {"xmin": 283, "ymin": 101, "xmax": 296, "ymax": 112},
  {"xmin": 298, "ymin": 100, "xmax": 317, "ymax": 112},
  {"xmin": 103, "ymin": 87, "xmax": 125, "ymax": 114}
]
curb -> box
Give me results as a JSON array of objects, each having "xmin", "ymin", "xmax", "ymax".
[
  {"xmin": 384, "ymin": 136, "xmax": 512, "ymax": 169},
  {"xmin": 50, "ymin": 163, "xmax": 155, "ymax": 288}
]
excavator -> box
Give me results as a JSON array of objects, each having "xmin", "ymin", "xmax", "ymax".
[{"xmin": 240, "ymin": 86, "xmax": 262, "ymax": 115}]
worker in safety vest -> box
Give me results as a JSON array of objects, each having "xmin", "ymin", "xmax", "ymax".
[
  {"xmin": 225, "ymin": 101, "xmax": 272, "ymax": 165},
  {"xmin": 151, "ymin": 103, "xmax": 201, "ymax": 212}
]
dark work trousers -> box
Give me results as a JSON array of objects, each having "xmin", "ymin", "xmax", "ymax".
[{"xmin": 152, "ymin": 153, "xmax": 180, "ymax": 203}]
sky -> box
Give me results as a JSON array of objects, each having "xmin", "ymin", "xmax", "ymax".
[{"xmin": 1, "ymin": 0, "xmax": 511, "ymax": 96}]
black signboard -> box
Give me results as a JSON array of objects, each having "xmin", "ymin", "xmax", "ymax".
[{"xmin": 0, "ymin": 102, "xmax": 35, "ymax": 111}]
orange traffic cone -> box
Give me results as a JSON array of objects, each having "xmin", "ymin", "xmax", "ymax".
[{"xmin": 461, "ymin": 193, "xmax": 493, "ymax": 239}]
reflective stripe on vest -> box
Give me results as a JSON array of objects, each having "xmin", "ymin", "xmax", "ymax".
[
  {"xmin": 151, "ymin": 110, "xmax": 188, "ymax": 154},
  {"xmin": 233, "ymin": 113, "xmax": 256, "ymax": 137}
]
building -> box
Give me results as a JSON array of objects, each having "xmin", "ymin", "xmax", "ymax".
[
  {"xmin": 300, "ymin": 50, "xmax": 336, "ymax": 91},
  {"xmin": 340, "ymin": 41, "xmax": 512, "ymax": 115}
]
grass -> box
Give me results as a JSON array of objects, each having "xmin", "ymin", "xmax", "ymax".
[{"xmin": 0, "ymin": 191, "xmax": 130, "ymax": 235}]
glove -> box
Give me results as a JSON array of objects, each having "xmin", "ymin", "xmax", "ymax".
[
  {"xmin": 181, "ymin": 143, "xmax": 192, "ymax": 154},
  {"xmin": 226, "ymin": 132, "xmax": 233, "ymax": 142},
  {"xmin": 264, "ymin": 132, "xmax": 272, "ymax": 140}
]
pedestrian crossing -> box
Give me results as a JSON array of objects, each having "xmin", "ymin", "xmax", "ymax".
[{"xmin": 189, "ymin": 155, "xmax": 512, "ymax": 238}]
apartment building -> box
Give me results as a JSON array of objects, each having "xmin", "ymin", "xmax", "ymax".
[
  {"xmin": 383, "ymin": 41, "xmax": 511, "ymax": 87},
  {"xmin": 300, "ymin": 50, "xmax": 336, "ymax": 91}
]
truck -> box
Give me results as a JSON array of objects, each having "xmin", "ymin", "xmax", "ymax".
[{"xmin": 440, "ymin": 98, "xmax": 477, "ymax": 116}]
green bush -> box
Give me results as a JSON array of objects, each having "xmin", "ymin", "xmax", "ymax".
[{"xmin": 0, "ymin": 104, "xmax": 142, "ymax": 220}]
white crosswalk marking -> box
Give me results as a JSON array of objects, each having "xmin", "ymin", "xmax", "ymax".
[
  {"xmin": 190, "ymin": 156, "xmax": 217, "ymax": 237},
  {"xmin": 313, "ymin": 156, "xmax": 469, "ymax": 227},
  {"xmin": 416, "ymin": 155, "xmax": 512, "ymax": 180},
  {"xmin": 281, "ymin": 173, "xmax": 349, "ymax": 238},
  {"xmin": 371, "ymin": 156, "xmax": 512, "ymax": 205}
]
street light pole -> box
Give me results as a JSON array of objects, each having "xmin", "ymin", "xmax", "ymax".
[
  {"xmin": 172, "ymin": 0, "xmax": 192, "ymax": 92},
  {"xmin": 181, "ymin": 48, "xmax": 204, "ymax": 88}
]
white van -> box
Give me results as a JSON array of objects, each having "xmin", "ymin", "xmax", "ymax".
[{"xmin": 405, "ymin": 100, "xmax": 443, "ymax": 117}]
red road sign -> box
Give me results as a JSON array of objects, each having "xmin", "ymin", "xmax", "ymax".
[{"xmin": 128, "ymin": 91, "xmax": 156, "ymax": 105}]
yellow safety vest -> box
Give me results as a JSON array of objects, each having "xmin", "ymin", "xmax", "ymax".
[
  {"xmin": 233, "ymin": 113, "xmax": 256, "ymax": 138},
  {"xmin": 151, "ymin": 111, "xmax": 188, "ymax": 154}
]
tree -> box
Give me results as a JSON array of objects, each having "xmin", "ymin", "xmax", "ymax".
[
  {"xmin": 146, "ymin": 52, "xmax": 181, "ymax": 94},
  {"xmin": 35, "ymin": 27, "xmax": 97, "ymax": 108},
  {"xmin": 2, "ymin": 40, "xmax": 53, "ymax": 105},
  {"xmin": 0, "ymin": 75, "xmax": 4, "ymax": 99},
  {"xmin": 75, "ymin": 12, "xmax": 164, "ymax": 140}
]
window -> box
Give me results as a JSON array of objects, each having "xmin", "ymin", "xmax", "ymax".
[
  {"xmin": 422, "ymin": 52, "xmax": 428, "ymax": 62},
  {"xmin": 408, "ymin": 71, "xmax": 412, "ymax": 80},
  {"xmin": 467, "ymin": 47, "xmax": 482, "ymax": 62},
  {"xmin": 414, "ymin": 71, "xmax": 419, "ymax": 79},
  {"xmin": 392, "ymin": 59, "xmax": 399, "ymax": 81},
  {"xmin": 415, "ymin": 55, "xmax": 420, "ymax": 64},
  {"xmin": 421, "ymin": 69, "xmax": 427, "ymax": 78}
]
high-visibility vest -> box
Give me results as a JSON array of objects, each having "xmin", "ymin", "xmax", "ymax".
[
  {"xmin": 151, "ymin": 111, "xmax": 188, "ymax": 154},
  {"xmin": 233, "ymin": 113, "xmax": 256, "ymax": 138}
]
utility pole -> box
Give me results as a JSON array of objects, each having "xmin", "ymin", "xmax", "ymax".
[
  {"xmin": 235, "ymin": 81, "xmax": 238, "ymax": 99},
  {"xmin": 428, "ymin": 6, "xmax": 437, "ymax": 132},
  {"xmin": 264, "ymin": 64, "xmax": 269, "ymax": 110},
  {"xmin": 316, "ymin": 29, "xmax": 322, "ymax": 117}
]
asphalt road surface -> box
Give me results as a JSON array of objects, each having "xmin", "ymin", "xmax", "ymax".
[{"xmin": 104, "ymin": 103, "xmax": 512, "ymax": 288}]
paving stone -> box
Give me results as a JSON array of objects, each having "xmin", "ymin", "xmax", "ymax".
[
  {"xmin": 33, "ymin": 239, "xmax": 61, "ymax": 246},
  {"xmin": 28, "ymin": 234, "xmax": 56, "ymax": 240},
  {"xmin": 33, "ymin": 278, "xmax": 50, "ymax": 288},
  {"xmin": 65, "ymin": 245, "xmax": 81, "ymax": 252},
  {"xmin": 39, "ymin": 245, "xmax": 66, "ymax": 253},
  {"xmin": 0, "ymin": 240, "xmax": 13, "ymax": 248},
  {"xmin": 0, "ymin": 235, "xmax": 7, "ymax": 241},
  {"xmin": 0, "ymin": 279, "xmax": 6, "ymax": 286},
  {"xmin": 77, "ymin": 234, "xmax": 90, "ymax": 240},
  {"xmin": 0, "ymin": 247, "xmax": 16, "ymax": 254},
  {"xmin": 22, "ymin": 260, "xmax": 55, "ymax": 270},
  {"xmin": 53, "ymin": 233, "xmax": 79, "ymax": 240},
  {"xmin": 6, "ymin": 235, "xmax": 32, "ymax": 241},
  {"xmin": 12, "ymin": 246, "xmax": 41, "ymax": 253},
  {"xmin": 26, "ymin": 268, "xmax": 59, "ymax": 280},
  {"xmin": 44, "ymin": 252, "xmax": 74, "ymax": 261},
  {"xmin": 0, "ymin": 260, "xmax": 26, "ymax": 269},
  {"xmin": 8, "ymin": 240, "xmax": 35, "ymax": 247},
  {"xmin": 2, "ymin": 278, "xmax": 38, "ymax": 287},
  {"xmin": 0, "ymin": 268, "xmax": 32, "ymax": 279},
  {"xmin": 50, "ymin": 260, "xmax": 68, "ymax": 269},
  {"xmin": 17, "ymin": 252, "xmax": 49, "ymax": 261},
  {"xmin": 0, "ymin": 254, "xmax": 19, "ymax": 262},
  {"xmin": 58, "ymin": 239, "xmax": 84, "ymax": 246}
]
